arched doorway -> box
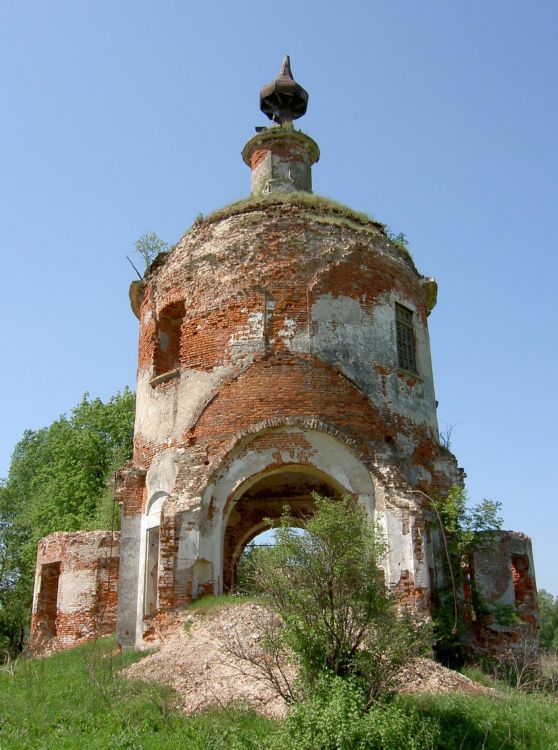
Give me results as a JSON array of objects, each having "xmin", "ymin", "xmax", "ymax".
[{"xmin": 222, "ymin": 465, "xmax": 346, "ymax": 592}]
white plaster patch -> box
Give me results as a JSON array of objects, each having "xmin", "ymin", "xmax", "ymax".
[
  {"xmin": 395, "ymin": 433, "xmax": 415, "ymax": 458},
  {"xmin": 385, "ymin": 508, "xmax": 414, "ymax": 587},
  {"xmin": 227, "ymin": 311, "xmax": 265, "ymax": 365},
  {"xmin": 210, "ymin": 216, "xmax": 238, "ymax": 240},
  {"xmin": 228, "ymin": 311, "xmax": 264, "ymax": 345},
  {"xmin": 277, "ymin": 317, "xmax": 298, "ymax": 345},
  {"xmin": 178, "ymin": 526, "xmax": 200, "ymax": 564},
  {"xmin": 146, "ymin": 452, "xmax": 179, "ymax": 501},
  {"xmin": 135, "ymin": 366, "xmax": 233, "ymax": 443},
  {"xmin": 57, "ymin": 570, "xmax": 95, "ymax": 612},
  {"xmin": 311, "ymin": 294, "xmax": 364, "ymax": 324}
]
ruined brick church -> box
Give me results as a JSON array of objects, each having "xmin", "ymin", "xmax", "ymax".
[{"xmin": 30, "ymin": 59, "xmax": 538, "ymax": 655}]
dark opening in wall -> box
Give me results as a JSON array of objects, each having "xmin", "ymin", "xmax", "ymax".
[
  {"xmin": 154, "ymin": 301, "xmax": 185, "ymax": 377},
  {"xmin": 462, "ymin": 554, "xmax": 475, "ymax": 623},
  {"xmin": 144, "ymin": 527, "xmax": 160, "ymax": 616},
  {"xmin": 37, "ymin": 562, "xmax": 61, "ymax": 637},
  {"xmin": 511, "ymin": 554, "xmax": 533, "ymax": 610}
]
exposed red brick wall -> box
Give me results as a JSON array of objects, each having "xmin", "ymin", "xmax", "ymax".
[
  {"xmin": 34, "ymin": 562, "xmax": 61, "ymax": 638},
  {"xmin": 29, "ymin": 531, "xmax": 120, "ymax": 655},
  {"xmin": 154, "ymin": 300, "xmax": 184, "ymax": 375},
  {"xmin": 192, "ymin": 357, "xmax": 385, "ymax": 445},
  {"xmin": 180, "ymin": 294, "xmax": 263, "ymax": 371},
  {"xmin": 115, "ymin": 463, "xmax": 146, "ymax": 516},
  {"xmin": 511, "ymin": 553, "xmax": 537, "ymax": 625},
  {"xmin": 393, "ymin": 569, "xmax": 429, "ymax": 614},
  {"xmin": 119, "ymin": 199, "xmax": 463, "ymax": 644}
]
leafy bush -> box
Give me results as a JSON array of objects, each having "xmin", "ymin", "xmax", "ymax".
[
  {"xmin": 538, "ymin": 589, "xmax": 558, "ymax": 651},
  {"xmin": 270, "ymin": 674, "xmax": 439, "ymax": 750},
  {"xmin": 236, "ymin": 542, "xmax": 274, "ymax": 596},
  {"xmin": 241, "ymin": 494, "xmax": 430, "ymax": 706}
]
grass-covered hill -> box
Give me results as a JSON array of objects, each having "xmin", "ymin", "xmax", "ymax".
[{"xmin": 1, "ymin": 606, "xmax": 557, "ymax": 750}]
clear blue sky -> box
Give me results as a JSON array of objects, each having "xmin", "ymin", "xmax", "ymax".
[{"xmin": 1, "ymin": 1, "xmax": 557, "ymax": 593}]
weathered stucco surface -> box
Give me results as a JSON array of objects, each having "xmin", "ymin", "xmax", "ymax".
[
  {"xmin": 111, "ymin": 120, "xmax": 461, "ymax": 648},
  {"xmin": 465, "ymin": 532, "xmax": 539, "ymax": 653},
  {"xmin": 30, "ymin": 121, "xmax": 538, "ymax": 657}
]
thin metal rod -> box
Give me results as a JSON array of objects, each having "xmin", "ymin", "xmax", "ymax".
[{"xmin": 410, "ymin": 489, "xmax": 459, "ymax": 636}]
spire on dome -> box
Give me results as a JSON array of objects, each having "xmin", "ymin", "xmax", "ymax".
[{"xmin": 259, "ymin": 55, "xmax": 309, "ymax": 125}]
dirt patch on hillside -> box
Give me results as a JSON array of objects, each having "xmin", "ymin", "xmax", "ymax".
[
  {"xmin": 125, "ymin": 603, "xmax": 292, "ymax": 718},
  {"xmin": 395, "ymin": 657, "xmax": 495, "ymax": 696},
  {"xmin": 124, "ymin": 601, "xmax": 494, "ymax": 718}
]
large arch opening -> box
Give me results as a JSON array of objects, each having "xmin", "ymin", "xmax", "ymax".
[{"xmin": 222, "ymin": 465, "xmax": 346, "ymax": 592}]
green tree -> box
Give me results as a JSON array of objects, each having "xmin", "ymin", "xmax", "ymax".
[
  {"xmin": 134, "ymin": 231, "xmax": 168, "ymax": 270},
  {"xmin": 242, "ymin": 495, "xmax": 429, "ymax": 707},
  {"xmin": 433, "ymin": 485, "xmax": 503, "ymax": 555},
  {"xmin": 425, "ymin": 485, "xmax": 503, "ymax": 664},
  {"xmin": 236, "ymin": 541, "xmax": 274, "ymax": 595},
  {"xmin": 538, "ymin": 589, "xmax": 558, "ymax": 651},
  {"xmin": 0, "ymin": 389, "xmax": 135, "ymax": 657}
]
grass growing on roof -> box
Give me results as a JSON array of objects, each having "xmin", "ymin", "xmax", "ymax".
[
  {"xmin": 196, "ymin": 192, "xmax": 415, "ymax": 262},
  {"xmin": 200, "ymin": 191, "xmax": 384, "ymax": 230}
]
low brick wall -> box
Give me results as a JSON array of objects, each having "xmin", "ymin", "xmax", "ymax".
[
  {"xmin": 464, "ymin": 531, "xmax": 539, "ymax": 656},
  {"xmin": 29, "ymin": 530, "xmax": 120, "ymax": 655}
]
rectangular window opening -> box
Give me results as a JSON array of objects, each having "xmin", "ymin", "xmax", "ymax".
[
  {"xmin": 144, "ymin": 527, "xmax": 160, "ymax": 617},
  {"xmin": 154, "ymin": 301, "xmax": 185, "ymax": 377},
  {"xmin": 37, "ymin": 562, "xmax": 61, "ymax": 637},
  {"xmin": 396, "ymin": 303, "xmax": 417, "ymax": 373},
  {"xmin": 511, "ymin": 554, "xmax": 532, "ymax": 609}
]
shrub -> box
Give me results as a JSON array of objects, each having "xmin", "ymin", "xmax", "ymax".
[
  {"xmin": 240, "ymin": 494, "xmax": 430, "ymax": 706},
  {"xmin": 270, "ymin": 673, "xmax": 439, "ymax": 750}
]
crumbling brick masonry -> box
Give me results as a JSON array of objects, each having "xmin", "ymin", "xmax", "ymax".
[{"xmin": 30, "ymin": 60, "xmax": 538, "ymax": 657}]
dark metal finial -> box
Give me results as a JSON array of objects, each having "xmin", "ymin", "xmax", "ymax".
[
  {"xmin": 278, "ymin": 55, "xmax": 293, "ymax": 79},
  {"xmin": 260, "ymin": 56, "xmax": 309, "ymax": 125}
]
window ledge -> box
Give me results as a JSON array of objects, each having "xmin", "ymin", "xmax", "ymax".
[
  {"xmin": 395, "ymin": 368, "xmax": 422, "ymax": 383},
  {"xmin": 150, "ymin": 368, "xmax": 180, "ymax": 387}
]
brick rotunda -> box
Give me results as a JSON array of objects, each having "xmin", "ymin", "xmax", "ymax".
[{"xmin": 30, "ymin": 58, "xmax": 538, "ymax": 655}]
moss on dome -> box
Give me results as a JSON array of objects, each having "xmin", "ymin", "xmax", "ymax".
[{"xmin": 201, "ymin": 192, "xmax": 383, "ymax": 230}]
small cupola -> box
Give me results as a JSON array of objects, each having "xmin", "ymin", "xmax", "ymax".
[{"xmin": 242, "ymin": 56, "xmax": 320, "ymax": 196}]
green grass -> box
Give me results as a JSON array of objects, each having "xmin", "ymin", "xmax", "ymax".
[
  {"xmin": 185, "ymin": 593, "xmax": 265, "ymax": 616},
  {"xmin": 143, "ymin": 191, "xmax": 414, "ymax": 276},
  {"xmin": 199, "ymin": 191, "xmax": 384, "ymax": 231},
  {"xmin": 409, "ymin": 689, "xmax": 558, "ymax": 750},
  {"xmin": 1, "ymin": 635, "xmax": 556, "ymax": 749},
  {"xmin": 0, "ymin": 637, "xmax": 277, "ymax": 749},
  {"xmin": 194, "ymin": 192, "xmax": 416, "ymax": 262}
]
